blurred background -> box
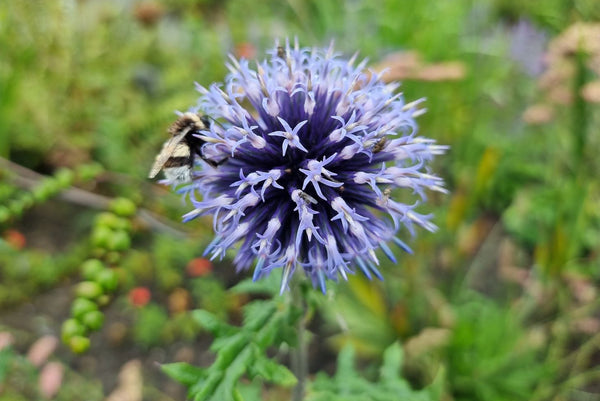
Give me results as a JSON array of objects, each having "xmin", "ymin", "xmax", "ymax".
[{"xmin": 1, "ymin": 0, "xmax": 600, "ymax": 400}]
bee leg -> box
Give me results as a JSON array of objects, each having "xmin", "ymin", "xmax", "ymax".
[{"xmin": 204, "ymin": 157, "xmax": 228, "ymax": 168}]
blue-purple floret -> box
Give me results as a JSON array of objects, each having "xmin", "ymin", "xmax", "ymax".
[{"xmin": 180, "ymin": 40, "xmax": 447, "ymax": 293}]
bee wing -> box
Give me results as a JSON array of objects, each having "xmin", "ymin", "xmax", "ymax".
[{"xmin": 148, "ymin": 129, "xmax": 190, "ymax": 179}]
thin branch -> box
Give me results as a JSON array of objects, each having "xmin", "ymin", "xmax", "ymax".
[{"xmin": 0, "ymin": 157, "xmax": 189, "ymax": 238}]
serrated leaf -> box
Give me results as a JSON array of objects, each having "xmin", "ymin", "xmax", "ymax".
[
  {"xmin": 161, "ymin": 362, "xmax": 206, "ymax": 386},
  {"xmin": 180, "ymin": 298, "xmax": 297, "ymax": 401},
  {"xmin": 193, "ymin": 371, "xmax": 223, "ymax": 401},
  {"xmin": 192, "ymin": 309, "xmax": 228, "ymax": 334},
  {"xmin": 210, "ymin": 333, "xmax": 239, "ymax": 353},
  {"xmin": 242, "ymin": 300, "xmax": 277, "ymax": 331},
  {"xmin": 250, "ymin": 355, "xmax": 297, "ymax": 387},
  {"xmin": 215, "ymin": 346, "xmax": 254, "ymax": 400},
  {"xmin": 210, "ymin": 333, "xmax": 248, "ymax": 364}
]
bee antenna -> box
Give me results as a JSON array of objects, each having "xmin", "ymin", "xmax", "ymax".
[{"xmin": 201, "ymin": 115, "xmax": 225, "ymax": 130}]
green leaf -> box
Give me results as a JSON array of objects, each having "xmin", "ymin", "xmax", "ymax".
[
  {"xmin": 215, "ymin": 346, "xmax": 254, "ymax": 400},
  {"xmin": 192, "ymin": 309, "xmax": 232, "ymax": 336},
  {"xmin": 250, "ymin": 354, "xmax": 297, "ymax": 387},
  {"xmin": 242, "ymin": 300, "xmax": 278, "ymax": 331},
  {"xmin": 210, "ymin": 333, "xmax": 248, "ymax": 366},
  {"xmin": 170, "ymin": 297, "xmax": 301, "ymax": 401},
  {"xmin": 379, "ymin": 342, "xmax": 403, "ymax": 383},
  {"xmin": 308, "ymin": 342, "xmax": 439, "ymax": 401},
  {"xmin": 232, "ymin": 387, "xmax": 245, "ymax": 401},
  {"xmin": 235, "ymin": 380, "xmax": 263, "ymax": 401},
  {"xmin": 0, "ymin": 347, "xmax": 15, "ymax": 384},
  {"xmin": 193, "ymin": 371, "xmax": 223, "ymax": 401},
  {"xmin": 161, "ymin": 362, "xmax": 206, "ymax": 387},
  {"xmin": 335, "ymin": 344, "xmax": 357, "ymax": 382}
]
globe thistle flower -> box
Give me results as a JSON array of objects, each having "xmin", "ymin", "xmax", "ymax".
[{"xmin": 180, "ymin": 40, "xmax": 446, "ymax": 293}]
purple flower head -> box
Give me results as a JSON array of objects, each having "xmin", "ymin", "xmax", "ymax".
[{"xmin": 180, "ymin": 39, "xmax": 446, "ymax": 293}]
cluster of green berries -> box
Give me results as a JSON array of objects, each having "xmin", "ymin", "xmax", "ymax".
[
  {"xmin": 0, "ymin": 163, "xmax": 104, "ymax": 224},
  {"xmin": 62, "ymin": 197, "xmax": 137, "ymax": 353}
]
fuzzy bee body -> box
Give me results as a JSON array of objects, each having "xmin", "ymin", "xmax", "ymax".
[{"xmin": 149, "ymin": 112, "xmax": 221, "ymax": 184}]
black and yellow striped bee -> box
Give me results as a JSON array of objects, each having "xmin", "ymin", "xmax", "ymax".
[{"xmin": 148, "ymin": 113, "xmax": 222, "ymax": 184}]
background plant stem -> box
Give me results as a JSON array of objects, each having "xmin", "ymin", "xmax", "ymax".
[
  {"xmin": 572, "ymin": 50, "xmax": 588, "ymax": 173},
  {"xmin": 291, "ymin": 282, "xmax": 308, "ymax": 401}
]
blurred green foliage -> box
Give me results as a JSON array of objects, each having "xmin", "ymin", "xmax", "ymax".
[
  {"xmin": 309, "ymin": 343, "xmax": 443, "ymax": 401},
  {"xmin": 1, "ymin": 0, "xmax": 600, "ymax": 399},
  {"xmin": 445, "ymin": 295, "xmax": 553, "ymax": 401}
]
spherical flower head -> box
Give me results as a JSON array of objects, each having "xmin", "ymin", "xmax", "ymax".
[{"xmin": 181, "ymin": 40, "xmax": 447, "ymax": 293}]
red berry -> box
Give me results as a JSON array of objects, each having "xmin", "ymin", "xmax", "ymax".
[
  {"xmin": 3, "ymin": 229, "xmax": 26, "ymax": 250},
  {"xmin": 186, "ymin": 258, "xmax": 213, "ymax": 277},
  {"xmin": 128, "ymin": 287, "xmax": 151, "ymax": 307}
]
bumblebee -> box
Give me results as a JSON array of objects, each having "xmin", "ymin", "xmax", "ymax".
[{"xmin": 149, "ymin": 112, "xmax": 223, "ymax": 184}]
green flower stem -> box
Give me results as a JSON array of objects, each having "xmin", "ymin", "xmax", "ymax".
[{"xmin": 290, "ymin": 282, "xmax": 308, "ymax": 401}]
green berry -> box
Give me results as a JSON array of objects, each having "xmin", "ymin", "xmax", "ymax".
[
  {"xmin": 8, "ymin": 201, "xmax": 23, "ymax": 216},
  {"xmin": 41, "ymin": 179, "xmax": 61, "ymax": 196},
  {"xmin": 109, "ymin": 197, "xmax": 137, "ymax": 217},
  {"xmin": 32, "ymin": 183, "xmax": 52, "ymax": 201},
  {"xmin": 19, "ymin": 194, "xmax": 34, "ymax": 209},
  {"xmin": 107, "ymin": 230, "xmax": 131, "ymax": 252},
  {"xmin": 75, "ymin": 281, "xmax": 104, "ymax": 299},
  {"xmin": 81, "ymin": 311, "xmax": 104, "ymax": 331},
  {"xmin": 96, "ymin": 269, "xmax": 118, "ymax": 292},
  {"xmin": 97, "ymin": 294, "xmax": 111, "ymax": 307},
  {"xmin": 91, "ymin": 247, "xmax": 106, "ymax": 259},
  {"xmin": 55, "ymin": 168, "xmax": 75, "ymax": 187},
  {"xmin": 91, "ymin": 226, "xmax": 113, "ymax": 248},
  {"xmin": 0, "ymin": 183, "xmax": 15, "ymax": 199},
  {"xmin": 81, "ymin": 259, "xmax": 105, "ymax": 280},
  {"xmin": 105, "ymin": 251, "xmax": 121, "ymax": 265},
  {"xmin": 69, "ymin": 336, "xmax": 91, "ymax": 354},
  {"xmin": 95, "ymin": 212, "xmax": 121, "ymax": 229},
  {"xmin": 61, "ymin": 319, "xmax": 86, "ymax": 344},
  {"xmin": 77, "ymin": 163, "xmax": 104, "ymax": 181},
  {"xmin": 71, "ymin": 298, "xmax": 98, "ymax": 319},
  {"xmin": 117, "ymin": 218, "xmax": 132, "ymax": 232},
  {"xmin": 95, "ymin": 212, "xmax": 130, "ymax": 231}
]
